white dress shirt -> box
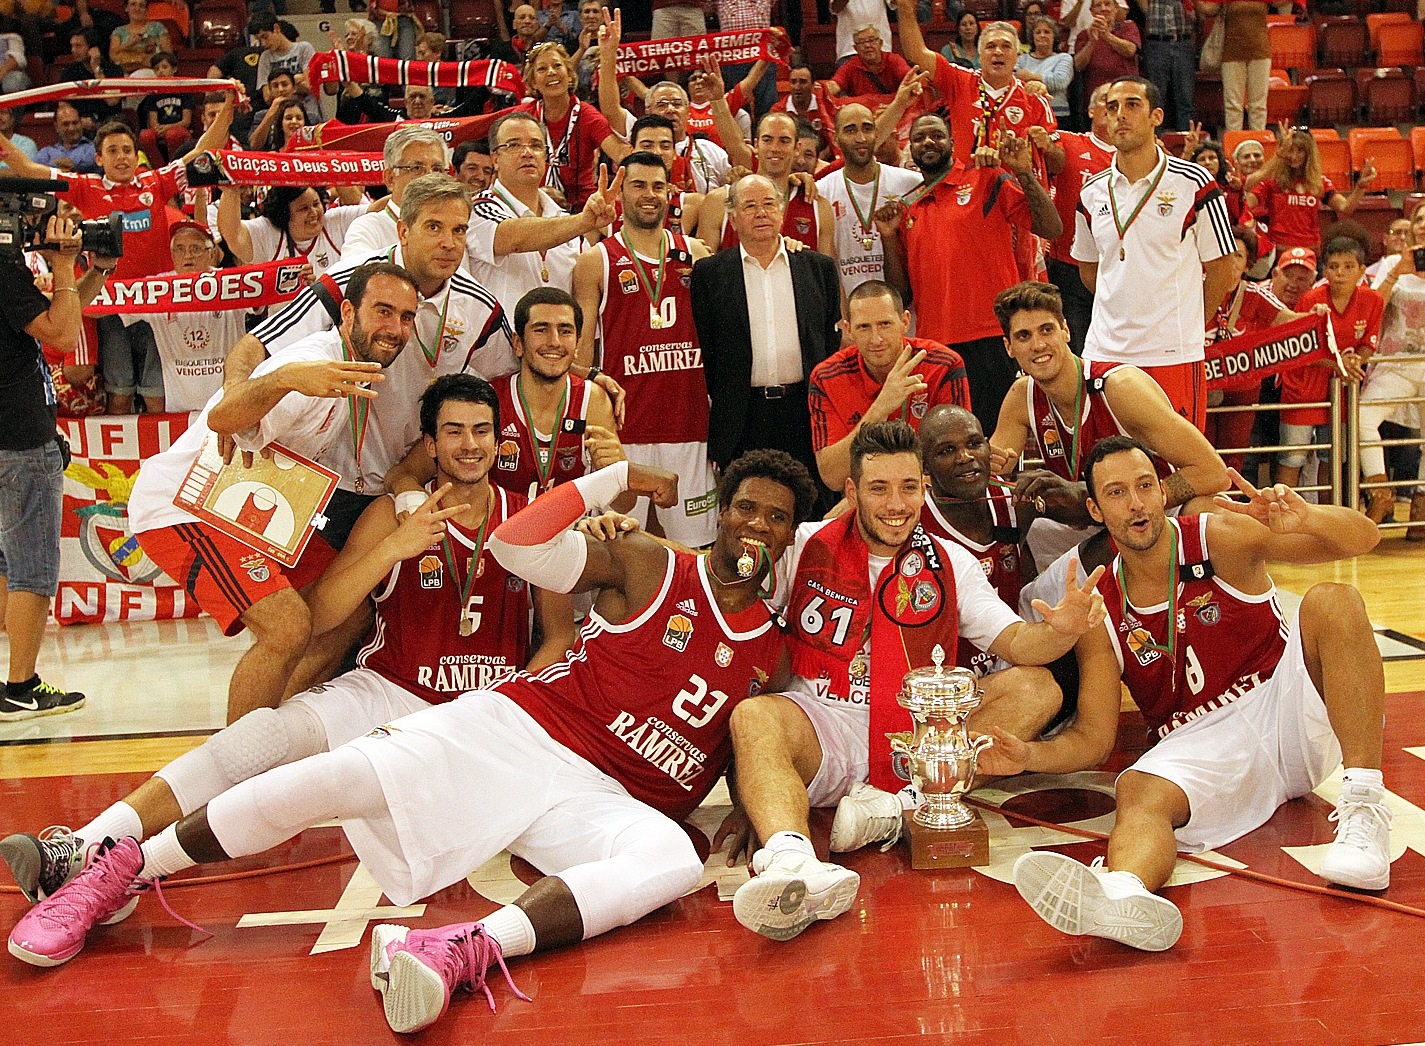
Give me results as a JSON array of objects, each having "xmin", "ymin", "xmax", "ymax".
[{"xmin": 741, "ymin": 241, "xmax": 802, "ymax": 387}]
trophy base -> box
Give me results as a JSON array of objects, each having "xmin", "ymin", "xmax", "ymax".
[{"xmin": 902, "ymin": 808, "xmax": 989, "ymax": 870}]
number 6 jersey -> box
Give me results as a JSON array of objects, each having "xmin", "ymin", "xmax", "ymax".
[
  {"xmin": 1098, "ymin": 514, "xmax": 1290, "ymax": 740},
  {"xmin": 497, "ymin": 546, "xmax": 785, "ymax": 821}
]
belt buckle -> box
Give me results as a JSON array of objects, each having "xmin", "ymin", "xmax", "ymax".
[{"xmin": 763, "ymin": 384, "xmax": 786, "ymax": 400}]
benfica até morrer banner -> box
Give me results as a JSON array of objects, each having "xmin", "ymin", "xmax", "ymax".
[
  {"xmin": 85, "ymin": 260, "xmax": 309, "ymax": 315},
  {"xmin": 1205, "ymin": 314, "xmax": 1337, "ymax": 392},
  {"xmin": 188, "ymin": 149, "xmax": 385, "ymax": 186},
  {"xmin": 612, "ymin": 28, "xmax": 792, "ymax": 77}
]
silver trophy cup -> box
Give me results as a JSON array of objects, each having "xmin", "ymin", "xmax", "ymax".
[{"xmin": 892, "ymin": 645, "xmax": 993, "ymax": 831}]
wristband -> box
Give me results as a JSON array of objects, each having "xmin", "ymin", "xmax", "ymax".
[
  {"xmin": 53, "ymin": 287, "xmax": 80, "ymax": 296},
  {"xmin": 394, "ymin": 490, "xmax": 426, "ymax": 516},
  {"xmin": 586, "ymin": 365, "xmax": 602, "ymax": 384}
]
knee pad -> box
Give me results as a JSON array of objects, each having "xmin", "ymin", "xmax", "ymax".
[{"xmin": 207, "ymin": 706, "xmax": 292, "ymax": 785}]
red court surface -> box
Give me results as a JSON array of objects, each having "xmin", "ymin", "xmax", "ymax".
[{"xmin": 4, "ymin": 698, "xmax": 1425, "ymax": 1046}]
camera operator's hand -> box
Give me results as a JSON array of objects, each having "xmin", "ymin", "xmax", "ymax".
[
  {"xmin": 39, "ymin": 216, "xmax": 83, "ymax": 267},
  {"xmin": 88, "ymin": 254, "xmax": 120, "ymax": 275}
]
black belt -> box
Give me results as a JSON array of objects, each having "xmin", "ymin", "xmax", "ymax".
[
  {"xmin": 754, "ymin": 382, "xmax": 803, "ymax": 400},
  {"xmin": 1145, "ymin": 34, "xmax": 1185, "ymax": 41}
]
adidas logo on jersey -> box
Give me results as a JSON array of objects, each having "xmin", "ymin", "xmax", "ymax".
[
  {"xmin": 502, "ymin": 423, "xmax": 520, "ymax": 437},
  {"xmin": 675, "ymin": 598, "xmax": 699, "ymax": 617}
]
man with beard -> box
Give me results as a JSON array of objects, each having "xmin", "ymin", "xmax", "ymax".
[
  {"xmin": 1009, "ymin": 438, "xmax": 1392, "ymax": 951},
  {"xmin": 697, "ymin": 111, "xmax": 835, "ymax": 257},
  {"xmin": 127, "ymin": 263, "xmax": 420, "ymax": 723},
  {"xmin": 876, "ymin": 114, "xmax": 1060, "ymax": 435},
  {"xmin": 726, "ymin": 420, "xmax": 1104, "ymax": 941},
  {"xmin": 573, "ymin": 152, "xmax": 718, "ymax": 546},
  {"xmin": 773, "ymin": 65, "xmax": 835, "ymax": 158},
  {"xmin": 2, "ymin": 375, "xmax": 573, "ymax": 933},
  {"xmin": 816, "ymin": 103, "xmax": 923, "ymax": 301}
]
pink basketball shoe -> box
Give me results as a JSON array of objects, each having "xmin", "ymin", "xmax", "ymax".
[
  {"xmin": 8, "ymin": 837, "xmax": 147, "ymax": 967},
  {"xmin": 380, "ymin": 922, "xmax": 529, "ymax": 1034}
]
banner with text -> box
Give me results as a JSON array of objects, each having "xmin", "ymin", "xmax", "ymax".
[
  {"xmin": 188, "ymin": 149, "xmax": 386, "ymax": 186},
  {"xmin": 84, "ymin": 260, "xmax": 309, "ymax": 315},
  {"xmin": 612, "ymin": 28, "xmax": 791, "ymax": 78},
  {"xmin": 1205, "ymin": 314, "xmax": 1335, "ymax": 392}
]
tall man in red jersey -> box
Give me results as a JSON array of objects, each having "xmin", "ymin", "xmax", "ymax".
[
  {"xmin": 1003, "ymin": 438, "xmax": 1393, "ymax": 952},
  {"xmin": 1, "ymin": 375, "xmax": 572, "ymax": 927},
  {"xmin": 809, "ymin": 280, "xmax": 971, "ymax": 490},
  {"xmin": 573, "ymin": 151, "xmax": 719, "ymax": 546},
  {"xmin": 697, "ymin": 111, "xmax": 835, "ymax": 256},
  {"xmin": 5, "ymin": 453, "xmax": 813, "ymax": 1039},
  {"xmin": 877, "ymin": 115, "xmax": 1061, "ymax": 436}
]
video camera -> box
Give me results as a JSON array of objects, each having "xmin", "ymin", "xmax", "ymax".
[{"xmin": 0, "ymin": 177, "xmax": 124, "ymax": 265}]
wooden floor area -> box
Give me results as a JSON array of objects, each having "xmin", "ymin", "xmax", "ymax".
[{"xmin": 0, "ymin": 542, "xmax": 1422, "ymax": 1045}]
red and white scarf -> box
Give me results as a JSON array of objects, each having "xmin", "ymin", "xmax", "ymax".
[
  {"xmin": 306, "ymin": 51, "xmax": 524, "ymax": 97},
  {"xmin": 787, "ymin": 513, "xmax": 959, "ymax": 793},
  {"xmin": 85, "ymin": 260, "xmax": 309, "ymax": 315},
  {"xmin": 191, "ymin": 149, "xmax": 385, "ymax": 186},
  {"xmin": 0, "ymin": 77, "xmax": 243, "ymax": 110}
]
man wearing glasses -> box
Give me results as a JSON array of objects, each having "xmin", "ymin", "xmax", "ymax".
[
  {"xmin": 467, "ymin": 111, "xmax": 618, "ymax": 317},
  {"xmin": 340, "ymin": 126, "xmax": 454, "ymax": 262}
]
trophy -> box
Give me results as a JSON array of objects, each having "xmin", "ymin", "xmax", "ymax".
[{"xmin": 891, "ymin": 645, "xmax": 993, "ymax": 869}]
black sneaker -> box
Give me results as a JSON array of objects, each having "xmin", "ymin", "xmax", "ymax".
[
  {"xmin": 0, "ymin": 827, "xmax": 85, "ymax": 904},
  {"xmin": 0, "ymin": 680, "xmax": 85, "ymax": 721}
]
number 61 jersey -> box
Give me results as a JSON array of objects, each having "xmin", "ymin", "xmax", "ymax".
[{"xmin": 497, "ymin": 546, "xmax": 785, "ymax": 822}]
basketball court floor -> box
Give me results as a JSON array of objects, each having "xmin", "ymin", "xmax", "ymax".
[{"xmin": 3, "ymin": 540, "xmax": 1424, "ymax": 1045}]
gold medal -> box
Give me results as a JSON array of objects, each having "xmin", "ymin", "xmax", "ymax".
[
  {"xmin": 649, "ymin": 304, "xmax": 664, "ymax": 329},
  {"xmin": 736, "ymin": 549, "xmax": 756, "ymax": 577},
  {"xmin": 354, "ymin": 475, "xmax": 365, "ymax": 494},
  {"xmin": 459, "ymin": 614, "xmax": 474, "ymax": 637},
  {"xmin": 861, "ymin": 236, "xmax": 873, "ymax": 251},
  {"xmin": 1119, "ymin": 245, "xmax": 1126, "ymax": 261},
  {"xmin": 540, "ymin": 265, "xmax": 549, "ymax": 282}
]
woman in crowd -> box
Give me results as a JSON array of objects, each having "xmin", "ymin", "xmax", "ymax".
[
  {"xmin": 1190, "ymin": 140, "xmax": 1243, "ymax": 223},
  {"xmin": 1361, "ymin": 209, "xmax": 1425, "ymax": 534},
  {"xmin": 1017, "ymin": 17, "xmax": 1072, "ymax": 123},
  {"xmin": 1243, "ymin": 126, "xmax": 1376, "ymax": 254},
  {"xmin": 325, "ymin": 18, "xmax": 380, "ymax": 124},
  {"xmin": 109, "ymin": 0, "xmax": 169, "ymax": 74},
  {"xmin": 1018, "ymin": 0, "xmax": 1046, "ymax": 51},
  {"xmin": 518, "ymin": 41, "xmax": 624, "ymax": 210},
  {"xmin": 217, "ymin": 183, "xmax": 362, "ymax": 288},
  {"xmin": 1201, "ymin": 0, "xmax": 1269, "ymax": 131},
  {"xmin": 248, "ymin": 97, "xmax": 307, "ymax": 152},
  {"xmin": 1072, "ymin": 0, "xmax": 1139, "ymax": 104},
  {"xmin": 942, "ymin": 11, "xmax": 980, "ymax": 69}
]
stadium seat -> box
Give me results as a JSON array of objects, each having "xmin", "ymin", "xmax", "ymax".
[
  {"xmin": 1349, "ymin": 127, "xmax": 1412, "ymax": 192},
  {"xmin": 1267, "ymin": 83, "xmax": 1309, "ymax": 124},
  {"xmin": 1317, "ymin": 16, "xmax": 1369, "ymax": 70},
  {"xmin": 1268, "ymin": 22, "xmax": 1316, "ymax": 73},
  {"xmin": 962, "ymin": 0, "xmax": 998, "ymax": 20},
  {"xmin": 1366, "ymin": 12, "xmax": 1413, "ymax": 52},
  {"xmin": 1362, "ymin": 67, "xmax": 1416, "ymax": 124},
  {"xmin": 1376, "ymin": 22, "xmax": 1424, "ymax": 68},
  {"xmin": 450, "ymin": 0, "xmax": 499, "ymax": 41},
  {"xmin": 1411, "ymin": 126, "xmax": 1425, "ymax": 187},
  {"xmin": 193, "ymin": 1, "xmax": 247, "ymax": 49},
  {"xmin": 1265, "ymin": 13, "xmax": 1295, "ymax": 25},
  {"xmin": 413, "ymin": 0, "xmax": 442, "ymax": 32},
  {"xmin": 1315, "ymin": 134, "xmax": 1353, "ymax": 188},
  {"xmin": 1224, "ymin": 129, "xmax": 1277, "ymax": 164},
  {"xmin": 1305, "ymin": 69, "xmax": 1357, "ymax": 125}
]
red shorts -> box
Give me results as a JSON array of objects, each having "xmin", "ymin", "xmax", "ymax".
[
  {"xmin": 137, "ymin": 524, "xmax": 336, "ymax": 635},
  {"xmin": 1140, "ymin": 360, "xmax": 1207, "ymax": 432}
]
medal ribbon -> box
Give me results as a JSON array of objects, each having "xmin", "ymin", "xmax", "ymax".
[
  {"xmin": 843, "ymin": 165, "xmax": 880, "ymax": 249},
  {"xmin": 1108, "ymin": 151, "xmax": 1168, "ymax": 259},
  {"xmin": 516, "ymin": 374, "xmax": 569, "ymax": 491},
  {"xmin": 341, "ymin": 334, "xmax": 371, "ymax": 488},
  {"xmin": 414, "ymin": 285, "xmax": 452, "ymax": 366},
  {"xmin": 441, "ymin": 487, "xmax": 494, "ymax": 628},
  {"xmin": 1044, "ymin": 361, "xmax": 1086, "ymax": 480},
  {"xmin": 620, "ymin": 229, "xmax": 668, "ymax": 313},
  {"xmin": 1116, "ymin": 524, "xmax": 1181, "ymax": 673}
]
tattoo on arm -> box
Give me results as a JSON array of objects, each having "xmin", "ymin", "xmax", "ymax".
[{"xmin": 1164, "ymin": 471, "xmax": 1196, "ymax": 509}]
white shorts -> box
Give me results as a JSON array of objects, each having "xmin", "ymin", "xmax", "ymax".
[
  {"xmin": 622, "ymin": 441, "xmax": 718, "ymax": 548},
  {"xmin": 781, "ymin": 678, "xmax": 869, "ymax": 808},
  {"xmin": 287, "ymin": 667, "xmax": 429, "ymax": 751},
  {"xmin": 1125, "ymin": 608, "xmax": 1341, "ymax": 853},
  {"xmin": 341, "ymin": 689, "xmax": 668, "ymax": 906}
]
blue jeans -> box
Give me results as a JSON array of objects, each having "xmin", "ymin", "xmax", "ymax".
[
  {"xmin": 1142, "ymin": 38, "xmax": 1196, "ymax": 132},
  {"xmin": 374, "ymin": 14, "xmax": 419, "ymax": 61},
  {"xmin": 97, "ymin": 314, "xmax": 163, "ymax": 399},
  {"xmin": 0, "ymin": 441, "xmax": 65, "ymax": 597}
]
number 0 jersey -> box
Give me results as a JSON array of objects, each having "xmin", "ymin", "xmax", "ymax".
[
  {"xmin": 497, "ymin": 547, "xmax": 784, "ymax": 821},
  {"xmin": 1098, "ymin": 514, "xmax": 1289, "ymax": 739}
]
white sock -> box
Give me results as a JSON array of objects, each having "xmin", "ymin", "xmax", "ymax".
[
  {"xmin": 139, "ymin": 825, "xmax": 199, "ymax": 879},
  {"xmin": 476, "ymin": 904, "xmax": 536, "ymax": 959},
  {"xmin": 76, "ymin": 801, "xmax": 144, "ymax": 849},
  {"xmin": 1342, "ymin": 768, "xmax": 1384, "ymax": 794},
  {"xmin": 764, "ymin": 831, "xmax": 815, "ymax": 858}
]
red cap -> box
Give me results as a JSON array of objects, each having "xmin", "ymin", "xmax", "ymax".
[{"xmin": 1276, "ymin": 246, "xmax": 1316, "ymax": 272}]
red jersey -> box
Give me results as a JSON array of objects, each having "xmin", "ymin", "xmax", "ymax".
[
  {"xmin": 492, "ymin": 373, "xmax": 591, "ymax": 499},
  {"xmin": 720, "ymin": 182, "xmax": 820, "ymax": 251},
  {"xmin": 499, "ymin": 548, "xmax": 784, "ymax": 821},
  {"xmin": 807, "ymin": 337, "xmax": 971, "ymax": 452},
  {"xmin": 610, "ymin": 190, "xmax": 688, "ymax": 236},
  {"xmin": 1209, "ymin": 280, "xmax": 1286, "ymax": 342},
  {"xmin": 772, "ymin": 89, "xmax": 838, "ymax": 154},
  {"xmin": 685, "ymin": 84, "xmax": 747, "ymax": 149},
  {"xmin": 1098, "ymin": 514, "xmax": 1289, "ymax": 739},
  {"xmin": 920, "ymin": 491, "xmax": 1026, "ymax": 677},
  {"xmin": 1027, "ymin": 361, "xmax": 1172, "ymax": 482},
  {"xmin": 59, "ymin": 160, "xmax": 188, "ymax": 279},
  {"xmin": 931, "ymin": 55, "xmax": 1057, "ymax": 173},
  {"xmin": 357, "ymin": 485, "xmax": 532, "ymax": 704},
  {"xmin": 518, "ymin": 97, "xmax": 613, "ymax": 211},
  {"xmin": 1048, "ymin": 131, "xmax": 1113, "ymax": 264},
  {"xmin": 903, "ymin": 167, "xmax": 1030, "ymax": 343},
  {"xmin": 1250, "ymin": 177, "xmax": 1336, "ymax": 251},
  {"xmin": 597, "ymin": 231, "xmax": 708, "ymax": 445},
  {"xmin": 1281, "ymin": 284, "xmax": 1382, "ymax": 426}
]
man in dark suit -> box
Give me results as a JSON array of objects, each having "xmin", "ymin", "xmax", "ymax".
[{"xmin": 691, "ymin": 174, "xmax": 842, "ymax": 501}]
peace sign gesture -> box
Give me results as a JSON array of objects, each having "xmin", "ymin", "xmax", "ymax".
[
  {"xmin": 1030, "ymin": 555, "xmax": 1107, "ymax": 637},
  {"xmin": 383, "ymin": 483, "xmax": 466, "ymax": 562},
  {"xmin": 582, "ymin": 164, "xmax": 625, "ymax": 231},
  {"xmin": 1212, "ymin": 467, "xmax": 1311, "ymax": 533}
]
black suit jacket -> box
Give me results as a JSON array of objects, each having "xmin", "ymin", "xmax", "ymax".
[{"xmin": 690, "ymin": 246, "xmax": 842, "ymax": 467}]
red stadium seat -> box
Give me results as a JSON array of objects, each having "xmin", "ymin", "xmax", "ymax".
[
  {"xmin": 1316, "ymin": 137, "xmax": 1353, "ymax": 188},
  {"xmin": 1316, "ymin": 16, "xmax": 1369, "ymax": 70},
  {"xmin": 1376, "ymin": 22, "xmax": 1424, "ymax": 67},
  {"xmin": 1410, "ymin": 126, "xmax": 1425, "ymax": 186},
  {"xmin": 1305, "ymin": 70, "xmax": 1357, "ymax": 125},
  {"xmin": 1366, "ymin": 12, "xmax": 1413, "ymax": 52},
  {"xmin": 962, "ymin": 0, "xmax": 998, "ymax": 22},
  {"xmin": 1268, "ymin": 22, "xmax": 1316, "ymax": 73},
  {"xmin": 193, "ymin": 1, "xmax": 246, "ymax": 50},
  {"xmin": 1362, "ymin": 67, "xmax": 1416, "ymax": 124},
  {"xmin": 413, "ymin": 0, "xmax": 442, "ymax": 33},
  {"xmin": 1267, "ymin": 83, "xmax": 1308, "ymax": 124},
  {"xmin": 1349, "ymin": 127, "xmax": 1412, "ymax": 192},
  {"xmin": 450, "ymin": 0, "xmax": 499, "ymax": 41}
]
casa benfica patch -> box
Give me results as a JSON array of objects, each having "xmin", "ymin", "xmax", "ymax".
[{"xmin": 876, "ymin": 530, "xmax": 945, "ymax": 627}]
